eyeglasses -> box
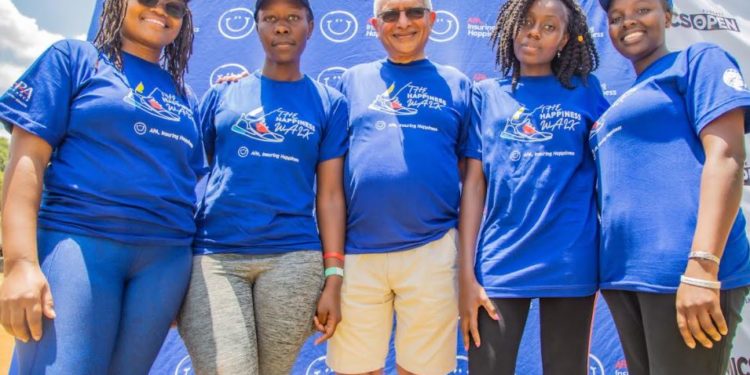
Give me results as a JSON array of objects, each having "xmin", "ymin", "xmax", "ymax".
[
  {"xmin": 137, "ymin": 0, "xmax": 188, "ymax": 19},
  {"xmin": 377, "ymin": 7, "xmax": 429, "ymax": 23}
]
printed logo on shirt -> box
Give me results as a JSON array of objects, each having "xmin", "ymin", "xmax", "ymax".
[
  {"xmin": 232, "ymin": 106, "xmax": 317, "ymax": 143},
  {"xmin": 218, "ymin": 8, "xmax": 256, "ymax": 40},
  {"xmin": 723, "ymin": 68, "xmax": 748, "ymax": 92},
  {"xmin": 123, "ymin": 82, "xmax": 193, "ymax": 122},
  {"xmin": 320, "ymin": 11, "xmax": 359, "ymax": 43},
  {"xmin": 501, "ymin": 105, "xmax": 581, "ymax": 143},
  {"xmin": 614, "ymin": 358, "xmax": 628, "ymax": 375},
  {"xmin": 8, "ymin": 80, "xmax": 33, "ymax": 107},
  {"xmin": 430, "ymin": 10, "xmax": 460, "ymax": 42},
  {"xmin": 369, "ymin": 82, "xmax": 447, "ymax": 115},
  {"xmin": 174, "ymin": 355, "xmax": 194, "ymax": 374}
]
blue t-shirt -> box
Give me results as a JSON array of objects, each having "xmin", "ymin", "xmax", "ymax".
[
  {"xmin": 193, "ymin": 72, "xmax": 349, "ymax": 255},
  {"xmin": 338, "ymin": 58, "xmax": 472, "ymax": 254},
  {"xmin": 465, "ymin": 75, "xmax": 608, "ymax": 298},
  {"xmin": 0, "ymin": 40, "xmax": 205, "ymax": 246},
  {"xmin": 590, "ymin": 43, "xmax": 750, "ymax": 293}
]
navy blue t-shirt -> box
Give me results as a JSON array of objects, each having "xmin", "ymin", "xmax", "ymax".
[
  {"xmin": 590, "ymin": 43, "xmax": 750, "ymax": 293},
  {"xmin": 465, "ymin": 75, "xmax": 608, "ymax": 297},
  {"xmin": 0, "ymin": 40, "xmax": 205, "ymax": 246},
  {"xmin": 193, "ymin": 72, "xmax": 349, "ymax": 255},
  {"xmin": 338, "ymin": 59, "xmax": 472, "ymax": 254}
]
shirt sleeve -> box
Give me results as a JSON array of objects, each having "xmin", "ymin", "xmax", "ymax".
[
  {"xmin": 456, "ymin": 77, "xmax": 473, "ymax": 158},
  {"xmin": 462, "ymin": 84, "xmax": 484, "ymax": 160},
  {"xmin": 587, "ymin": 75, "xmax": 611, "ymax": 129},
  {"xmin": 684, "ymin": 45, "xmax": 750, "ymax": 134},
  {"xmin": 197, "ymin": 85, "xmax": 221, "ymax": 159},
  {"xmin": 186, "ymin": 87, "xmax": 209, "ymax": 177},
  {"xmin": 0, "ymin": 41, "xmax": 75, "ymax": 148},
  {"xmin": 319, "ymin": 90, "xmax": 349, "ymax": 162}
]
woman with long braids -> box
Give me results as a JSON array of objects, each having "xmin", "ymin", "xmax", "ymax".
[
  {"xmin": 458, "ymin": 0, "xmax": 607, "ymax": 373},
  {"xmin": 592, "ymin": 0, "xmax": 750, "ymax": 373},
  {"xmin": 0, "ymin": 0, "xmax": 203, "ymax": 373}
]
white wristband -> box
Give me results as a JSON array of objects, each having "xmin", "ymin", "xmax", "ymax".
[
  {"xmin": 680, "ymin": 275, "xmax": 721, "ymax": 290},
  {"xmin": 688, "ymin": 251, "xmax": 721, "ymax": 265}
]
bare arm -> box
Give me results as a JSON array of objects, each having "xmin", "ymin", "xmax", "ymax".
[
  {"xmin": 676, "ymin": 108, "xmax": 746, "ymax": 349},
  {"xmin": 0, "ymin": 126, "xmax": 56, "ymax": 342},
  {"xmin": 313, "ymin": 156, "xmax": 346, "ymax": 344},
  {"xmin": 458, "ymin": 158, "xmax": 497, "ymax": 350}
]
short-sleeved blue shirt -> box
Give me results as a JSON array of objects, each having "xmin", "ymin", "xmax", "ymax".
[
  {"xmin": 338, "ymin": 59, "xmax": 472, "ymax": 254},
  {"xmin": 0, "ymin": 40, "xmax": 205, "ymax": 246},
  {"xmin": 193, "ymin": 72, "xmax": 349, "ymax": 255},
  {"xmin": 466, "ymin": 75, "xmax": 608, "ymax": 297},
  {"xmin": 590, "ymin": 43, "xmax": 750, "ymax": 293}
]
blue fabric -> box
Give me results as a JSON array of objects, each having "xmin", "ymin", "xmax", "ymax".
[
  {"xmin": 339, "ymin": 59, "xmax": 472, "ymax": 254},
  {"xmin": 591, "ymin": 43, "xmax": 750, "ymax": 293},
  {"xmin": 0, "ymin": 40, "xmax": 206, "ymax": 247},
  {"xmin": 466, "ymin": 75, "xmax": 608, "ymax": 298},
  {"xmin": 193, "ymin": 72, "xmax": 349, "ymax": 255},
  {"xmin": 12, "ymin": 229, "xmax": 192, "ymax": 375}
]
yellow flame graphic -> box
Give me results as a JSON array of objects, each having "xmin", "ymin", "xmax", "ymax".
[{"xmin": 135, "ymin": 82, "xmax": 145, "ymax": 94}]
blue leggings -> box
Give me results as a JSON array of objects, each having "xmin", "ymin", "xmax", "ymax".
[{"xmin": 12, "ymin": 229, "xmax": 192, "ymax": 375}]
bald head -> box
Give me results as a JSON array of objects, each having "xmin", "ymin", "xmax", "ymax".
[{"xmin": 373, "ymin": 0, "xmax": 432, "ymax": 16}]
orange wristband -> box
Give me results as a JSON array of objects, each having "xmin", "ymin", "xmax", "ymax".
[{"xmin": 323, "ymin": 252, "xmax": 345, "ymax": 261}]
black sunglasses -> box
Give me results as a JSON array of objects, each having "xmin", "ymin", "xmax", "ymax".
[
  {"xmin": 377, "ymin": 7, "xmax": 429, "ymax": 23},
  {"xmin": 137, "ymin": 0, "xmax": 188, "ymax": 19}
]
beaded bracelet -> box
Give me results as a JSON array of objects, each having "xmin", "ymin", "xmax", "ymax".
[
  {"xmin": 324, "ymin": 267, "xmax": 344, "ymax": 278},
  {"xmin": 680, "ymin": 275, "xmax": 721, "ymax": 290},
  {"xmin": 688, "ymin": 251, "xmax": 721, "ymax": 265}
]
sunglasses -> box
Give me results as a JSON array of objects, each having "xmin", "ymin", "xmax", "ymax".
[
  {"xmin": 137, "ymin": 0, "xmax": 188, "ymax": 19},
  {"xmin": 377, "ymin": 7, "xmax": 429, "ymax": 23}
]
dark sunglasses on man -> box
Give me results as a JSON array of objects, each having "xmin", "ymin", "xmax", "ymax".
[
  {"xmin": 137, "ymin": 0, "xmax": 188, "ymax": 19},
  {"xmin": 377, "ymin": 7, "xmax": 429, "ymax": 23}
]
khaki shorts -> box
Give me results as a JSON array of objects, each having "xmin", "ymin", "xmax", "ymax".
[{"xmin": 327, "ymin": 230, "xmax": 458, "ymax": 374}]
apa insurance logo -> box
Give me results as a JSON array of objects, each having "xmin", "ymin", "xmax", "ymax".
[
  {"xmin": 218, "ymin": 8, "xmax": 256, "ymax": 40},
  {"xmin": 319, "ymin": 11, "xmax": 359, "ymax": 43},
  {"xmin": 430, "ymin": 10, "xmax": 460, "ymax": 42}
]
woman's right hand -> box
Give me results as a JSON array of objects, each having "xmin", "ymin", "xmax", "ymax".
[
  {"xmin": 0, "ymin": 260, "xmax": 55, "ymax": 342},
  {"xmin": 459, "ymin": 274, "xmax": 498, "ymax": 350}
]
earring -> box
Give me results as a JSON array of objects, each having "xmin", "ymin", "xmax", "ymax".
[{"xmin": 556, "ymin": 50, "xmax": 561, "ymax": 59}]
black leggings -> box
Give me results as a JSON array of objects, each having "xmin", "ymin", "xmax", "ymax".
[
  {"xmin": 602, "ymin": 288, "xmax": 749, "ymax": 375},
  {"xmin": 468, "ymin": 295, "xmax": 596, "ymax": 375}
]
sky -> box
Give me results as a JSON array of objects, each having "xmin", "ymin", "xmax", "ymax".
[{"xmin": 0, "ymin": 0, "xmax": 96, "ymax": 137}]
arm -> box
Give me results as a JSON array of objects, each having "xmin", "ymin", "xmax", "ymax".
[
  {"xmin": 313, "ymin": 156, "xmax": 346, "ymax": 344},
  {"xmin": 676, "ymin": 107, "xmax": 746, "ymax": 349},
  {"xmin": 458, "ymin": 158, "xmax": 498, "ymax": 350},
  {"xmin": 0, "ymin": 126, "xmax": 56, "ymax": 342}
]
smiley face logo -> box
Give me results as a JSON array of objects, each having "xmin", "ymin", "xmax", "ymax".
[
  {"xmin": 588, "ymin": 354, "xmax": 605, "ymax": 375},
  {"xmin": 375, "ymin": 121, "xmax": 387, "ymax": 131},
  {"xmin": 304, "ymin": 355, "xmax": 333, "ymax": 375},
  {"xmin": 218, "ymin": 8, "xmax": 255, "ymax": 40},
  {"xmin": 173, "ymin": 355, "xmax": 193, "ymax": 375},
  {"xmin": 320, "ymin": 11, "xmax": 359, "ymax": 43},
  {"xmin": 134, "ymin": 122, "xmax": 147, "ymax": 135},
  {"xmin": 316, "ymin": 67, "xmax": 347, "ymax": 88},
  {"xmin": 430, "ymin": 10, "xmax": 460, "ymax": 42},
  {"xmin": 209, "ymin": 63, "xmax": 250, "ymax": 87}
]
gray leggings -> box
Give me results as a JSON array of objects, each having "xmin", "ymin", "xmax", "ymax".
[{"xmin": 177, "ymin": 251, "xmax": 324, "ymax": 375}]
